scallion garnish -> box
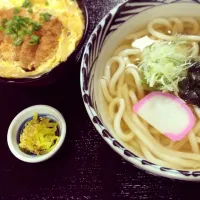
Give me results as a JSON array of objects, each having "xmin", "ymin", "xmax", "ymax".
[
  {"xmin": 29, "ymin": 34, "xmax": 39, "ymax": 45},
  {"xmin": 28, "ymin": 8, "xmax": 33, "ymax": 14},
  {"xmin": 40, "ymin": 13, "xmax": 51, "ymax": 22},
  {"xmin": 14, "ymin": 7, "xmax": 21, "ymax": 14},
  {"xmin": 1, "ymin": 15, "xmax": 41, "ymax": 46},
  {"xmin": 22, "ymin": 0, "xmax": 32, "ymax": 8},
  {"xmin": 30, "ymin": 22, "xmax": 41, "ymax": 31},
  {"xmin": 13, "ymin": 37, "xmax": 23, "ymax": 46}
]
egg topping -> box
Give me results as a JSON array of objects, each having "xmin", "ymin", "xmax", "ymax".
[{"xmin": 0, "ymin": 0, "xmax": 84, "ymax": 78}]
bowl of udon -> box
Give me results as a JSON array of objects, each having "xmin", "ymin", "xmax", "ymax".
[
  {"xmin": 0, "ymin": 0, "xmax": 88, "ymax": 86},
  {"xmin": 81, "ymin": 0, "xmax": 200, "ymax": 181}
]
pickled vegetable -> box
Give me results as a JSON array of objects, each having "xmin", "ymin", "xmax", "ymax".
[{"xmin": 19, "ymin": 113, "xmax": 59, "ymax": 155}]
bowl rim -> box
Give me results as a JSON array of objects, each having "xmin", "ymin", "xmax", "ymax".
[
  {"xmin": 80, "ymin": 0, "xmax": 200, "ymax": 181},
  {"xmin": 7, "ymin": 105, "xmax": 67, "ymax": 163},
  {"xmin": 0, "ymin": 0, "xmax": 89, "ymax": 85}
]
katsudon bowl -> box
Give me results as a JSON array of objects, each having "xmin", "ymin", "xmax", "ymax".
[{"xmin": 0, "ymin": 0, "xmax": 88, "ymax": 86}]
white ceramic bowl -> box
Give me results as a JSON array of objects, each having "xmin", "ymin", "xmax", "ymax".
[
  {"xmin": 7, "ymin": 105, "xmax": 66, "ymax": 163},
  {"xmin": 80, "ymin": 0, "xmax": 200, "ymax": 181}
]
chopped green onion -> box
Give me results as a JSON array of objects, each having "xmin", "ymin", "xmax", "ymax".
[
  {"xmin": 28, "ymin": 8, "xmax": 33, "ymax": 14},
  {"xmin": 18, "ymin": 30, "xmax": 25, "ymax": 38},
  {"xmin": 5, "ymin": 27, "xmax": 14, "ymax": 35},
  {"xmin": 24, "ymin": 29, "xmax": 32, "ymax": 35},
  {"xmin": 0, "ymin": 25, "xmax": 4, "ymax": 31},
  {"xmin": 139, "ymin": 41, "xmax": 192, "ymax": 94},
  {"xmin": 29, "ymin": 34, "xmax": 40, "ymax": 45},
  {"xmin": 22, "ymin": 0, "xmax": 32, "ymax": 8},
  {"xmin": 13, "ymin": 37, "xmax": 23, "ymax": 46},
  {"xmin": 2, "ymin": 18, "xmax": 8, "ymax": 24},
  {"xmin": 1, "ymin": 15, "xmax": 41, "ymax": 46},
  {"xmin": 0, "ymin": 3, "xmax": 50, "ymax": 47},
  {"xmin": 30, "ymin": 22, "xmax": 41, "ymax": 31},
  {"xmin": 11, "ymin": 33, "xmax": 18, "ymax": 40},
  {"xmin": 14, "ymin": 7, "xmax": 21, "ymax": 14},
  {"xmin": 40, "ymin": 13, "xmax": 51, "ymax": 22},
  {"xmin": 5, "ymin": 20, "xmax": 13, "ymax": 27}
]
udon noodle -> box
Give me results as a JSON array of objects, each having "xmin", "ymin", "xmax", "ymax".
[{"xmin": 100, "ymin": 17, "xmax": 200, "ymax": 170}]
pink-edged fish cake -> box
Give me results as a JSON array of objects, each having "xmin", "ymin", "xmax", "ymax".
[{"xmin": 133, "ymin": 91, "xmax": 195, "ymax": 141}]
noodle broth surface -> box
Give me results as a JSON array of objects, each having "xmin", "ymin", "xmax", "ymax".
[{"xmin": 99, "ymin": 16, "xmax": 200, "ymax": 170}]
